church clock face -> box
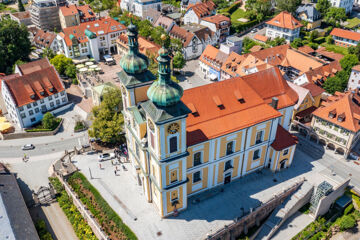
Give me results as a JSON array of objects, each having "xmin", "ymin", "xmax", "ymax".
[
  {"xmin": 148, "ymin": 120, "xmax": 155, "ymax": 132},
  {"xmin": 167, "ymin": 123, "xmax": 180, "ymax": 134}
]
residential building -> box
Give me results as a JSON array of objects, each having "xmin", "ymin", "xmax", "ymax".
[
  {"xmin": 182, "ymin": 24, "xmax": 216, "ymax": 52},
  {"xmin": 311, "ymin": 90, "xmax": 360, "ymax": 157},
  {"xmin": 330, "ymin": 0, "xmax": 354, "ymax": 13},
  {"xmin": 117, "ymin": 33, "xmax": 160, "ymax": 58},
  {"xmin": 59, "ymin": 4, "xmax": 96, "ymax": 29},
  {"xmin": 32, "ymin": 28, "xmax": 59, "ymax": 52},
  {"xmin": 0, "ymin": 170, "xmax": 40, "ymax": 240},
  {"xmin": 169, "ymin": 25, "xmax": 203, "ymax": 60},
  {"xmin": 254, "ymin": 34, "xmax": 268, "ymax": 43},
  {"xmin": 315, "ymin": 47, "xmax": 344, "ymax": 62},
  {"xmin": 249, "ymin": 45, "xmax": 264, "ymax": 53},
  {"xmin": 155, "ymin": 15, "xmax": 176, "ymax": 33},
  {"xmin": 9, "ymin": 11, "xmax": 32, "ymax": 26},
  {"xmin": 199, "ymin": 45, "xmax": 228, "ymax": 81},
  {"xmin": 0, "ymin": 59, "xmax": 69, "ymax": 128},
  {"xmin": 266, "ymin": 11, "xmax": 303, "ymax": 42},
  {"xmin": 57, "ymin": 17, "xmax": 127, "ymax": 61},
  {"xmin": 30, "ymin": 0, "xmax": 66, "ymax": 31},
  {"xmin": 142, "ymin": 8, "xmax": 161, "ymax": 24},
  {"xmin": 221, "ymin": 45, "xmax": 326, "ymax": 81},
  {"xmin": 219, "ymin": 35, "xmax": 242, "ymax": 54},
  {"xmin": 119, "ymin": 22, "xmax": 298, "ymax": 217},
  {"xmin": 288, "ymin": 82, "xmax": 324, "ymax": 123},
  {"xmin": 180, "ymin": 0, "xmax": 201, "ymax": 11},
  {"xmin": 120, "ymin": 0, "xmax": 162, "ymax": 18},
  {"xmin": 348, "ymin": 65, "xmax": 360, "ymax": 90},
  {"xmin": 183, "ymin": 1, "xmax": 216, "ymax": 25},
  {"xmin": 297, "ymin": 45, "xmax": 315, "ymax": 55},
  {"xmin": 296, "ymin": 4, "xmax": 322, "ymax": 30},
  {"xmin": 293, "ymin": 60, "xmax": 342, "ymax": 86},
  {"xmin": 200, "ymin": 14, "xmax": 230, "ymax": 43},
  {"xmin": 330, "ymin": 28, "xmax": 360, "ymax": 48}
]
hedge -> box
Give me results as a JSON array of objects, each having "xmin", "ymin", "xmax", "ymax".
[
  {"xmin": 338, "ymin": 215, "xmax": 356, "ymax": 231},
  {"xmin": 35, "ymin": 220, "xmax": 53, "ymax": 240},
  {"xmin": 49, "ymin": 177, "xmax": 97, "ymax": 240},
  {"xmin": 344, "ymin": 203, "xmax": 354, "ymax": 215},
  {"xmin": 232, "ymin": 19, "xmax": 259, "ymax": 33},
  {"xmin": 68, "ymin": 172, "xmax": 137, "ymax": 240}
]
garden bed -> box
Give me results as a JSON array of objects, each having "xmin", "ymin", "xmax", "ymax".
[
  {"xmin": 74, "ymin": 121, "xmax": 87, "ymax": 132},
  {"xmin": 49, "ymin": 177, "xmax": 97, "ymax": 240},
  {"xmin": 25, "ymin": 118, "xmax": 62, "ymax": 132},
  {"xmin": 321, "ymin": 43, "xmax": 348, "ymax": 55},
  {"xmin": 67, "ymin": 172, "xmax": 137, "ymax": 240}
]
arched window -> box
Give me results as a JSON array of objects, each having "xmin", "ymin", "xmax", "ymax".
[{"xmin": 169, "ymin": 136, "xmax": 177, "ymax": 153}]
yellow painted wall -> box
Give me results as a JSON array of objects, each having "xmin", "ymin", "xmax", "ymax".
[
  {"xmin": 186, "ymin": 142, "xmax": 210, "ymax": 169},
  {"xmin": 313, "ymin": 95, "xmax": 321, "ymax": 108},
  {"xmin": 250, "ymin": 121, "xmax": 271, "ymax": 146},
  {"xmin": 166, "ymin": 186, "xmax": 184, "ymax": 214},
  {"xmin": 139, "ymin": 122, "xmax": 147, "ymax": 139},
  {"xmin": 186, "ymin": 167, "xmax": 208, "ymax": 195},
  {"xmin": 277, "ymin": 146, "xmax": 294, "ymax": 170},
  {"xmin": 292, "ymin": 93, "xmax": 315, "ymax": 120},
  {"xmin": 217, "ymin": 161, "xmax": 225, "ymax": 184},
  {"xmin": 306, "ymin": 20, "xmax": 321, "ymax": 30},
  {"xmin": 134, "ymin": 85, "xmax": 150, "ymax": 104},
  {"xmin": 219, "ymin": 132, "xmax": 243, "ymax": 158},
  {"xmin": 232, "ymin": 156, "xmax": 240, "ymax": 178},
  {"xmin": 164, "ymin": 120, "xmax": 183, "ymax": 158},
  {"xmin": 165, "ymin": 161, "xmax": 183, "ymax": 186},
  {"xmin": 246, "ymin": 145, "xmax": 267, "ymax": 172}
]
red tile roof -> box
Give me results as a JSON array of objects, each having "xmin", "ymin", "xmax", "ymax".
[
  {"xmin": 330, "ymin": 28, "xmax": 360, "ymax": 42},
  {"xmin": 254, "ymin": 34, "xmax": 268, "ymax": 43},
  {"xmin": 352, "ymin": 65, "xmax": 360, "ymax": 72},
  {"xmin": 304, "ymin": 60, "xmax": 342, "ymax": 86},
  {"xmin": 313, "ymin": 91, "xmax": 360, "ymax": 132},
  {"xmin": 18, "ymin": 58, "xmax": 51, "ymax": 75},
  {"xmin": 62, "ymin": 17, "xmax": 126, "ymax": 46},
  {"xmin": 187, "ymin": 1, "xmax": 216, "ymax": 19},
  {"xmin": 266, "ymin": 11, "xmax": 303, "ymax": 30},
  {"xmin": 316, "ymin": 47, "xmax": 344, "ymax": 62},
  {"xmin": 271, "ymin": 124, "xmax": 298, "ymax": 151},
  {"xmin": 60, "ymin": 4, "xmax": 95, "ymax": 21},
  {"xmin": 33, "ymin": 29, "xmax": 56, "ymax": 49},
  {"xmin": 201, "ymin": 14, "xmax": 230, "ymax": 28},
  {"xmin": 183, "ymin": 67, "xmax": 297, "ymax": 146},
  {"xmin": 11, "ymin": 11, "xmax": 30, "ymax": 20},
  {"xmin": 249, "ymin": 45, "xmax": 263, "ymax": 52},
  {"xmin": 199, "ymin": 45, "xmax": 227, "ymax": 71},
  {"xmin": 297, "ymin": 45, "xmax": 315, "ymax": 54},
  {"xmin": 117, "ymin": 34, "xmax": 160, "ymax": 57},
  {"xmin": 169, "ymin": 25, "xmax": 196, "ymax": 47},
  {"xmin": 1, "ymin": 60, "xmax": 64, "ymax": 107},
  {"xmin": 302, "ymin": 82, "xmax": 325, "ymax": 97}
]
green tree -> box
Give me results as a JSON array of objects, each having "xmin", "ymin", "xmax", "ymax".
[
  {"xmin": 138, "ymin": 20, "xmax": 153, "ymax": 39},
  {"xmin": 0, "ymin": 18, "xmax": 31, "ymax": 74},
  {"xmin": 326, "ymin": 35, "xmax": 333, "ymax": 44},
  {"xmin": 339, "ymin": 215, "xmax": 356, "ymax": 231},
  {"xmin": 323, "ymin": 75, "xmax": 343, "ymax": 94},
  {"xmin": 308, "ymin": 30, "xmax": 319, "ymax": 43},
  {"xmin": 170, "ymin": 38, "xmax": 183, "ymax": 52},
  {"xmin": 325, "ymin": 7, "xmax": 346, "ymax": 26},
  {"xmin": 18, "ymin": 0, "xmax": 25, "ymax": 12},
  {"xmin": 340, "ymin": 54, "xmax": 359, "ymax": 72},
  {"xmin": 88, "ymin": 88, "xmax": 124, "ymax": 143},
  {"xmin": 276, "ymin": 0, "xmax": 301, "ymax": 14},
  {"xmin": 290, "ymin": 38, "xmax": 303, "ymax": 48},
  {"xmin": 267, "ymin": 37, "xmax": 286, "ymax": 47},
  {"xmin": 172, "ymin": 51, "xmax": 186, "ymax": 71},
  {"xmin": 50, "ymin": 54, "xmax": 73, "ymax": 75},
  {"xmin": 109, "ymin": 6, "xmax": 122, "ymax": 18},
  {"xmin": 316, "ymin": 0, "xmax": 331, "ymax": 16},
  {"xmin": 245, "ymin": 0, "xmax": 272, "ymax": 21},
  {"xmin": 42, "ymin": 47, "xmax": 56, "ymax": 60},
  {"xmin": 65, "ymin": 64, "xmax": 76, "ymax": 79},
  {"xmin": 42, "ymin": 112, "xmax": 57, "ymax": 129}
]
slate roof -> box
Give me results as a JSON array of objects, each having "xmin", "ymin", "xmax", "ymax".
[{"xmin": 296, "ymin": 4, "xmax": 321, "ymax": 21}]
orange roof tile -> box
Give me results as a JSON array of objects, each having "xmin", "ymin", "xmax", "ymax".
[
  {"xmin": 60, "ymin": 4, "xmax": 95, "ymax": 21},
  {"xmin": 201, "ymin": 14, "xmax": 230, "ymax": 28},
  {"xmin": 33, "ymin": 29, "xmax": 56, "ymax": 49},
  {"xmin": 313, "ymin": 91, "xmax": 360, "ymax": 132},
  {"xmin": 266, "ymin": 11, "xmax": 303, "ymax": 30},
  {"xmin": 117, "ymin": 33, "xmax": 160, "ymax": 58},
  {"xmin": 199, "ymin": 45, "xmax": 227, "ymax": 71},
  {"xmin": 302, "ymin": 82, "xmax": 325, "ymax": 97},
  {"xmin": 18, "ymin": 58, "xmax": 51, "ymax": 75},
  {"xmin": 298, "ymin": 45, "xmax": 315, "ymax": 54},
  {"xmin": 316, "ymin": 47, "xmax": 344, "ymax": 62},
  {"xmin": 249, "ymin": 45, "xmax": 263, "ymax": 52},
  {"xmin": 169, "ymin": 25, "xmax": 195, "ymax": 47},
  {"xmin": 271, "ymin": 124, "xmax": 298, "ymax": 151},
  {"xmin": 186, "ymin": 1, "xmax": 216, "ymax": 19},
  {"xmin": 330, "ymin": 28, "xmax": 360, "ymax": 42},
  {"xmin": 2, "ymin": 61, "xmax": 64, "ymax": 107},
  {"xmin": 62, "ymin": 17, "xmax": 126, "ymax": 46},
  {"xmin": 352, "ymin": 65, "xmax": 360, "ymax": 72},
  {"xmin": 254, "ymin": 34, "xmax": 268, "ymax": 43},
  {"xmin": 304, "ymin": 61, "xmax": 342, "ymax": 86}
]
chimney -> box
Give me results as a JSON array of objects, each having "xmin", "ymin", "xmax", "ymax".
[{"xmin": 271, "ymin": 97, "xmax": 278, "ymax": 109}]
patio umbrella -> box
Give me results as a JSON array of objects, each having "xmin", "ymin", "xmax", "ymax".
[
  {"xmin": 89, "ymin": 58, "xmax": 95, "ymax": 62},
  {"xmin": 87, "ymin": 68, "xmax": 95, "ymax": 72},
  {"xmin": 85, "ymin": 62, "xmax": 94, "ymax": 66},
  {"xmin": 89, "ymin": 65, "xmax": 98, "ymax": 69},
  {"xmin": 79, "ymin": 67, "xmax": 88, "ymax": 73},
  {"xmin": 76, "ymin": 64, "xmax": 85, "ymax": 69},
  {"xmin": 95, "ymin": 67, "xmax": 102, "ymax": 71}
]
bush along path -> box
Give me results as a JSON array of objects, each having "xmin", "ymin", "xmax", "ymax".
[
  {"xmin": 49, "ymin": 177, "xmax": 97, "ymax": 240},
  {"xmin": 68, "ymin": 172, "xmax": 137, "ymax": 240}
]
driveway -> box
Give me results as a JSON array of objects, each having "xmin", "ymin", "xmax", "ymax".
[{"xmin": 178, "ymin": 60, "xmax": 211, "ymax": 90}]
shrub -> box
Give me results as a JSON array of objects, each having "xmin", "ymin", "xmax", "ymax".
[
  {"xmin": 314, "ymin": 37, "xmax": 325, "ymax": 44},
  {"xmin": 338, "ymin": 215, "xmax": 356, "ymax": 231},
  {"xmin": 344, "ymin": 204, "xmax": 354, "ymax": 215},
  {"xmin": 42, "ymin": 113, "xmax": 57, "ymax": 129},
  {"xmin": 35, "ymin": 220, "xmax": 53, "ymax": 240},
  {"xmin": 74, "ymin": 121, "xmax": 86, "ymax": 131},
  {"xmin": 228, "ymin": 2, "xmax": 241, "ymax": 14}
]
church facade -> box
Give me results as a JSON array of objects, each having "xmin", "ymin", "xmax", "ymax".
[{"xmin": 118, "ymin": 22, "xmax": 299, "ymax": 217}]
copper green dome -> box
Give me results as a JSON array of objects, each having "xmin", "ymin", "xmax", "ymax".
[
  {"xmin": 119, "ymin": 21, "xmax": 149, "ymax": 74},
  {"xmin": 147, "ymin": 44, "xmax": 183, "ymax": 107}
]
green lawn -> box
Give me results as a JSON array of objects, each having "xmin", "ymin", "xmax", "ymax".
[
  {"xmin": 345, "ymin": 17, "xmax": 360, "ymax": 29},
  {"xmin": 230, "ymin": 9, "xmax": 248, "ymax": 24},
  {"xmin": 321, "ymin": 43, "xmax": 348, "ymax": 55}
]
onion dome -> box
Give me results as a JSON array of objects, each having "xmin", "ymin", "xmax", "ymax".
[
  {"xmin": 147, "ymin": 35, "xmax": 183, "ymax": 107},
  {"xmin": 119, "ymin": 20, "xmax": 149, "ymax": 74}
]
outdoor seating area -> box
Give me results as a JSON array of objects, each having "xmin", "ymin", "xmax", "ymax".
[{"xmin": 0, "ymin": 115, "xmax": 14, "ymax": 134}]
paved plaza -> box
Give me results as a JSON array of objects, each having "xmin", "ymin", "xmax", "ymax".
[{"xmin": 72, "ymin": 142, "xmax": 354, "ymax": 240}]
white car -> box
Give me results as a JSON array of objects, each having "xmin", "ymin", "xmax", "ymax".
[
  {"xmin": 22, "ymin": 144, "xmax": 35, "ymax": 150},
  {"xmin": 98, "ymin": 153, "xmax": 115, "ymax": 161},
  {"xmin": 251, "ymin": 28, "xmax": 258, "ymax": 33}
]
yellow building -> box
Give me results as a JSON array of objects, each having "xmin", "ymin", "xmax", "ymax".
[
  {"xmin": 296, "ymin": 4, "xmax": 322, "ymax": 30},
  {"xmin": 119, "ymin": 23, "xmax": 299, "ymax": 217}
]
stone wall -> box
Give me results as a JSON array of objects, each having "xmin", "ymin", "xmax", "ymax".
[
  {"xmin": 313, "ymin": 178, "xmax": 351, "ymax": 219},
  {"xmin": 205, "ymin": 178, "xmax": 306, "ymax": 240}
]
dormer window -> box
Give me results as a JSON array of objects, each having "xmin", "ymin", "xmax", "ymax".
[
  {"xmin": 337, "ymin": 113, "xmax": 345, "ymax": 122},
  {"xmin": 40, "ymin": 91, "xmax": 45, "ymax": 96},
  {"xmin": 328, "ymin": 110, "xmax": 336, "ymax": 118},
  {"xmin": 49, "ymin": 87, "xmax": 54, "ymax": 92},
  {"xmin": 30, "ymin": 94, "xmax": 35, "ymax": 99}
]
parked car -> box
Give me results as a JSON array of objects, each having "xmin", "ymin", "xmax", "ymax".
[
  {"xmin": 250, "ymin": 28, "xmax": 258, "ymax": 33},
  {"xmin": 103, "ymin": 55, "xmax": 116, "ymax": 65},
  {"xmin": 98, "ymin": 153, "xmax": 115, "ymax": 161},
  {"xmin": 22, "ymin": 144, "xmax": 35, "ymax": 150}
]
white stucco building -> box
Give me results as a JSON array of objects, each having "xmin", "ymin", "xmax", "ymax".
[
  {"xmin": 265, "ymin": 11, "xmax": 303, "ymax": 42},
  {"xmin": 0, "ymin": 59, "xmax": 69, "ymax": 129},
  {"xmin": 57, "ymin": 17, "xmax": 126, "ymax": 61},
  {"xmin": 330, "ymin": 0, "xmax": 354, "ymax": 13},
  {"xmin": 200, "ymin": 14, "xmax": 231, "ymax": 43},
  {"xmin": 348, "ymin": 65, "xmax": 360, "ymax": 90},
  {"xmin": 169, "ymin": 25, "xmax": 203, "ymax": 60},
  {"xmin": 183, "ymin": 1, "xmax": 216, "ymax": 25},
  {"xmin": 120, "ymin": 0, "xmax": 162, "ymax": 18}
]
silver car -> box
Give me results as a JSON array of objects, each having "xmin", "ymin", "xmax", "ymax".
[
  {"xmin": 98, "ymin": 153, "xmax": 115, "ymax": 161},
  {"xmin": 22, "ymin": 144, "xmax": 35, "ymax": 150}
]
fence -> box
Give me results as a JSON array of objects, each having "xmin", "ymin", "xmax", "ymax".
[{"xmin": 205, "ymin": 178, "xmax": 306, "ymax": 240}]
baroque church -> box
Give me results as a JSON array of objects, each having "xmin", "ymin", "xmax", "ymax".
[{"xmin": 118, "ymin": 22, "xmax": 299, "ymax": 217}]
